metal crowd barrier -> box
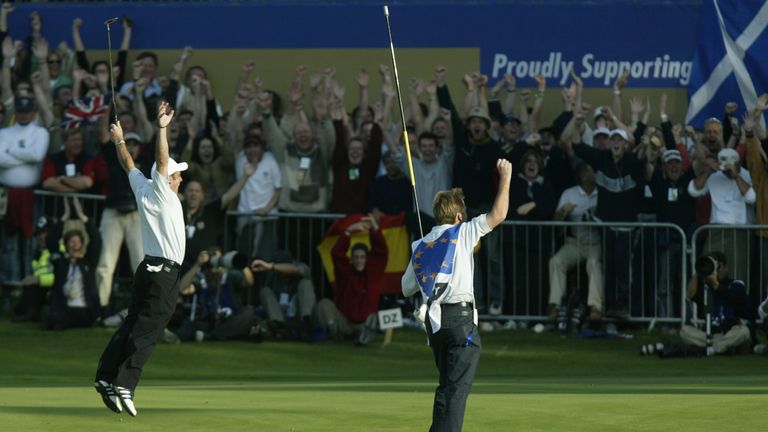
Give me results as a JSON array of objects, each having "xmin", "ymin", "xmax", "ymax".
[
  {"xmin": 224, "ymin": 211, "xmax": 344, "ymax": 299},
  {"xmin": 486, "ymin": 221, "xmax": 688, "ymax": 323},
  {"xmin": 34, "ymin": 189, "xmax": 106, "ymax": 221},
  {"xmin": 29, "ymin": 191, "xmax": 765, "ymax": 327}
]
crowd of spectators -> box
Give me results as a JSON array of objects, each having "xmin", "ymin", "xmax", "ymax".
[{"xmin": 1, "ymin": 7, "xmax": 768, "ymax": 352}]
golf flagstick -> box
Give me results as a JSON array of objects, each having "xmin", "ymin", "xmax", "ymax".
[{"xmin": 104, "ymin": 17, "xmax": 120, "ymax": 123}]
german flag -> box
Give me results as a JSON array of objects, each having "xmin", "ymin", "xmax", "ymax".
[{"xmin": 316, "ymin": 213, "xmax": 410, "ymax": 295}]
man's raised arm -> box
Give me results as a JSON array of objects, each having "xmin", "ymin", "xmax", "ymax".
[
  {"xmin": 110, "ymin": 121, "xmax": 135, "ymax": 174},
  {"xmin": 155, "ymin": 100, "xmax": 175, "ymax": 176},
  {"xmin": 486, "ymin": 159, "xmax": 512, "ymax": 229}
]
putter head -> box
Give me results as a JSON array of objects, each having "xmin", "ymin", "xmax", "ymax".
[{"xmin": 104, "ymin": 17, "xmax": 119, "ymax": 25}]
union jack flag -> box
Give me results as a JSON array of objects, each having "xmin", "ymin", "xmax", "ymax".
[{"xmin": 58, "ymin": 93, "xmax": 112, "ymax": 130}]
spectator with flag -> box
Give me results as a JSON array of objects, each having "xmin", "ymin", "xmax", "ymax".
[
  {"xmin": 402, "ymin": 159, "xmax": 512, "ymax": 432},
  {"xmin": 316, "ymin": 215, "xmax": 387, "ymax": 345}
]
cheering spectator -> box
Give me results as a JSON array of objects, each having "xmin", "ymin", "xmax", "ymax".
[
  {"xmin": 437, "ymin": 66, "xmax": 505, "ymax": 314},
  {"xmin": 506, "ymin": 150, "xmax": 557, "ymax": 315},
  {"xmin": 261, "ymin": 90, "xmax": 334, "ymax": 212},
  {"xmin": 548, "ymin": 163, "xmax": 602, "ymax": 321},
  {"xmin": 368, "ymin": 152, "xmax": 412, "ymax": 220},
  {"xmin": 563, "ymin": 126, "xmax": 646, "ymax": 319},
  {"xmin": 93, "ymin": 129, "xmax": 148, "ymax": 308},
  {"xmin": 688, "ymin": 148, "xmax": 755, "ymax": 282},
  {"xmin": 328, "ymin": 110, "xmax": 383, "ymax": 214},
  {"xmin": 233, "ymin": 134, "xmax": 281, "ymax": 260},
  {"xmin": 317, "ymin": 216, "xmax": 386, "ymax": 345},
  {"xmin": 0, "ymin": 95, "xmax": 50, "ymax": 282},
  {"xmin": 43, "ymin": 207, "xmax": 102, "ymax": 330}
]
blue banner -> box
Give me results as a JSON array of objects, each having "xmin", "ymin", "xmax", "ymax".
[
  {"xmin": 686, "ymin": 0, "xmax": 768, "ymax": 127},
  {"xmin": 5, "ymin": 1, "xmax": 701, "ymax": 88}
]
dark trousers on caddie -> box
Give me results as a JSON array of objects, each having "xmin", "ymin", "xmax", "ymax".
[
  {"xmin": 426, "ymin": 302, "xmax": 481, "ymax": 432},
  {"xmin": 95, "ymin": 256, "xmax": 180, "ymax": 392}
]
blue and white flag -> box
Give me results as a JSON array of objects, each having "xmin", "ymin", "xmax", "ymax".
[
  {"xmin": 686, "ymin": 0, "xmax": 768, "ymax": 128},
  {"xmin": 412, "ymin": 225, "xmax": 460, "ymax": 302}
]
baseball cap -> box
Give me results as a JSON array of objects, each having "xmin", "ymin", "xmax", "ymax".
[
  {"xmin": 124, "ymin": 132, "xmax": 144, "ymax": 144},
  {"xmin": 466, "ymin": 106, "xmax": 491, "ymax": 124},
  {"xmin": 717, "ymin": 148, "xmax": 740, "ymax": 168},
  {"xmin": 662, "ymin": 149, "xmax": 682, "ymax": 163},
  {"xmin": 609, "ymin": 129, "xmax": 628, "ymax": 141},
  {"xmin": 593, "ymin": 107, "xmax": 605, "ymax": 119},
  {"xmin": 501, "ymin": 114, "xmax": 522, "ymax": 126},
  {"xmin": 15, "ymin": 96, "xmax": 35, "ymax": 113},
  {"xmin": 152, "ymin": 157, "xmax": 189, "ymax": 176},
  {"xmin": 592, "ymin": 127, "xmax": 610, "ymax": 138}
]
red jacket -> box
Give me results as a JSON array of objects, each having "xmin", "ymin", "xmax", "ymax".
[{"xmin": 331, "ymin": 228, "xmax": 388, "ymax": 324}]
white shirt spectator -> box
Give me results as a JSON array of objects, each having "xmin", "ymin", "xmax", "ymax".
[
  {"xmin": 688, "ymin": 169, "xmax": 756, "ymax": 224},
  {"xmin": 235, "ymin": 151, "xmax": 282, "ymax": 213},
  {"xmin": 129, "ymin": 167, "xmax": 186, "ymax": 265},
  {"xmin": 557, "ymin": 185, "xmax": 599, "ymax": 243},
  {"xmin": 0, "ymin": 122, "xmax": 50, "ymax": 187}
]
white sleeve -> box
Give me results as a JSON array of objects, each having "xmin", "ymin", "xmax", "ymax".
[
  {"xmin": 149, "ymin": 168, "xmax": 175, "ymax": 207},
  {"xmin": 7, "ymin": 128, "xmax": 49, "ymax": 163},
  {"xmin": 460, "ymin": 214, "xmax": 492, "ymax": 251},
  {"xmin": 556, "ymin": 188, "xmax": 570, "ymax": 210},
  {"xmin": 268, "ymin": 155, "xmax": 282, "ymax": 188},
  {"xmin": 687, "ymin": 178, "xmax": 708, "ymax": 197},
  {"xmin": 758, "ymin": 297, "xmax": 768, "ymax": 320},
  {"xmin": 740, "ymin": 169, "xmax": 756, "ymax": 204}
]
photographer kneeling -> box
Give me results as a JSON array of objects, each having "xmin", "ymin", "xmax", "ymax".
[
  {"xmin": 642, "ymin": 251, "xmax": 755, "ymax": 357},
  {"xmin": 173, "ymin": 249, "xmax": 261, "ymax": 343}
]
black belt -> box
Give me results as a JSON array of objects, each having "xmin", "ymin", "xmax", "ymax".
[
  {"xmin": 441, "ymin": 302, "xmax": 473, "ymax": 309},
  {"xmin": 144, "ymin": 255, "xmax": 181, "ymax": 270}
]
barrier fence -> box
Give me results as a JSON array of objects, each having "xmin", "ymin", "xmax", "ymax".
[{"xmin": 12, "ymin": 191, "xmax": 768, "ymax": 325}]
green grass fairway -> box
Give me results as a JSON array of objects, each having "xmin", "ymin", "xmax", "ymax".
[{"xmin": 0, "ymin": 319, "xmax": 766, "ymax": 431}]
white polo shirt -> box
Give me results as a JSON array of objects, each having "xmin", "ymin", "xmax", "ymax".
[
  {"xmin": 235, "ymin": 151, "xmax": 282, "ymax": 213},
  {"xmin": 0, "ymin": 122, "xmax": 50, "ymax": 187},
  {"xmin": 688, "ymin": 169, "xmax": 756, "ymax": 224},
  {"xmin": 557, "ymin": 185, "xmax": 599, "ymax": 243},
  {"xmin": 402, "ymin": 214, "xmax": 491, "ymax": 333},
  {"xmin": 129, "ymin": 167, "xmax": 186, "ymax": 265}
]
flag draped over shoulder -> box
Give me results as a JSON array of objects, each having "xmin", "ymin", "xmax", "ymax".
[
  {"xmin": 412, "ymin": 224, "xmax": 460, "ymax": 300},
  {"xmin": 686, "ymin": 0, "xmax": 768, "ymax": 128},
  {"xmin": 316, "ymin": 213, "xmax": 410, "ymax": 295},
  {"xmin": 59, "ymin": 93, "xmax": 112, "ymax": 130}
]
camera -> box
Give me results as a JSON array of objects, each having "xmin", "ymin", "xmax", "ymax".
[
  {"xmin": 695, "ymin": 255, "xmax": 718, "ymax": 277},
  {"xmin": 209, "ymin": 250, "xmax": 248, "ymax": 269}
]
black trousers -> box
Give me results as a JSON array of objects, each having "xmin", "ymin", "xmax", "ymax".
[
  {"xmin": 96, "ymin": 257, "xmax": 180, "ymax": 391},
  {"xmin": 426, "ymin": 303, "xmax": 481, "ymax": 432}
]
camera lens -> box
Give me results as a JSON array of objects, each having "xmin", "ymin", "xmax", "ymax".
[{"xmin": 695, "ymin": 256, "xmax": 716, "ymax": 276}]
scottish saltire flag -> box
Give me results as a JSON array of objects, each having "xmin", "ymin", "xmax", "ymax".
[
  {"xmin": 412, "ymin": 225, "xmax": 460, "ymax": 300},
  {"xmin": 686, "ymin": 0, "xmax": 768, "ymax": 128},
  {"xmin": 58, "ymin": 93, "xmax": 112, "ymax": 129}
]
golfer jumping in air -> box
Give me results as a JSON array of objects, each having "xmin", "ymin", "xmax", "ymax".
[
  {"xmin": 402, "ymin": 159, "xmax": 512, "ymax": 432},
  {"xmin": 94, "ymin": 101, "xmax": 187, "ymax": 416}
]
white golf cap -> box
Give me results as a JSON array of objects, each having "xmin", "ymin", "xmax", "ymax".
[
  {"xmin": 609, "ymin": 129, "xmax": 629, "ymax": 141},
  {"xmin": 152, "ymin": 157, "xmax": 189, "ymax": 176},
  {"xmin": 593, "ymin": 127, "xmax": 610, "ymax": 138}
]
